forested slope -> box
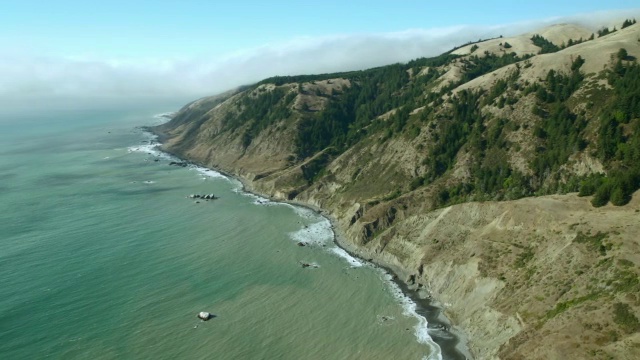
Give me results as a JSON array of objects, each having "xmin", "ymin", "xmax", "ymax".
[{"xmin": 153, "ymin": 20, "xmax": 640, "ymax": 359}]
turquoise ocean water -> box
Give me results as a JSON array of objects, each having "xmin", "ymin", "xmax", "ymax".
[{"xmin": 0, "ymin": 105, "xmax": 442, "ymax": 359}]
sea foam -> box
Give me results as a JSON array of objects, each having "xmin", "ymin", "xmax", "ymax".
[
  {"xmin": 128, "ymin": 131, "xmax": 229, "ymax": 181},
  {"xmin": 153, "ymin": 112, "xmax": 176, "ymax": 120},
  {"xmin": 127, "ymin": 143, "xmax": 170, "ymax": 159},
  {"xmin": 290, "ymin": 205, "xmax": 318, "ymax": 220},
  {"xmin": 289, "ymin": 218, "xmax": 333, "ymax": 246},
  {"xmin": 329, "ymin": 247, "xmax": 364, "ymax": 268},
  {"xmin": 237, "ymin": 190, "xmax": 273, "ymax": 205},
  {"xmin": 381, "ymin": 271, "xmax": 443, "ymax": 360},
  {"xmin": 191, "ymin": 167, "xmax": 228, "ymax": 180},
  {"xmin": 287, "ymin": 206, "xmax": 366, "ymax": 268}
]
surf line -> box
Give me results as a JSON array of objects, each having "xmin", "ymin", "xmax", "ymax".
[{"xmin": 133, "ymin": 127, "xmax": 468, "ymax": 360}]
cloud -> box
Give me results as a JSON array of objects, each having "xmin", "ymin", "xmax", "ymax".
[{"xmin": 0, "ymin": 8, "xmax": 638, "ymax": 107}]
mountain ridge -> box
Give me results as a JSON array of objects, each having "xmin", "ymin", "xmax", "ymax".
[{"xmin": 152, "ymin": 20, "xmax": 640, "ymax": 359}]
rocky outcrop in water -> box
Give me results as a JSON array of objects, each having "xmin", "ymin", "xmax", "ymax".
[{"xmin": 188, "ymin": 194, "xmax": 218, "ymax": 200}]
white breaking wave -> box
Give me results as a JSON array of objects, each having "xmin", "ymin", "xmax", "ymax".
[
  {"xmin": 236, "ymin": 186, "xmax": 337, "ymax": 251},
  {"xmin": 380, "ymin": 271, "xmax": 443, "ymax": 360},
  {"xmin": 286, "ymin": 206, "xmax": 366, "ymax": 268},
  {"xmin": 287, "ymin": 206, "xmax": 367, "ymax": 269},
  {"xmin": 227, "ymin": 178, "xmax": 249, "ymax": 192},
  {"xmin": 129, "ymin": 130, "xmax": 230, "ymax": 182},
  {"xmin": 246, "ymin": 192, "xmax": 271, "ymax": 204},
  {"xmin": 289, "ymin": 218, "xmax": 333, "ymax": 246},
  {"xmin": 290, "ymin": 205, "xmax": 319, "ymax": 220},
  {"xmin": 127, "ymin": 143, "xmax": 173, "ymax": 161},
  {"xmin": 234, "ymin": 188, "xmax": 279, "ymax": 205},
  {"xmin": 191, "ymin": 166, "xmax": 228, "ymax": 180},
  {"xmin": 329, "ymin": 247, "xmax": 364, "ymax": 268},
  {"xmin": 153, "ymin": 112, "xmax": 175, "ymax": 120},
  {"xmin": 139, "ymin": 130, "xmax": 159, "ymax": 142}
]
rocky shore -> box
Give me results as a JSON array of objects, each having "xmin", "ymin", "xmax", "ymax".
[
  {"xmin": 144, "ymin": 127, "xmax": 473, "ymax": 359},
  {"xmin": 146, "ymin": 123, "xmax": 640, "ymax": 358}
]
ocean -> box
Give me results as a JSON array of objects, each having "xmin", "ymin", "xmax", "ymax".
[{"xmin": 0, "ymin": 104, "xmax": 444, "ymax": 359}]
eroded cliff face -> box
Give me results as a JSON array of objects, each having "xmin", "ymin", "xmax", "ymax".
[
  {"xmin": 153, "ymin": 23, "xmax": 640, "ymax": 359},
  {"xmin": 159, "ymin": 118, "xmax": 640, "ymax": 359},
  {"xmin": 352, "ymin": 195, "xmax": 640, "ymax": 360},
  {"xmin": 156, "ymin": 98, "xmax": 640, "ymax": 359}
]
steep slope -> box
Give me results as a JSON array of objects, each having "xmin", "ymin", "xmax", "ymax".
[
  {"xmin": 152, "ymin": 20, "xmax": 640, "ymax": 359},
  {"xmin": 348, "ymin": 192, "xmax": 640, "ymax": 360}
]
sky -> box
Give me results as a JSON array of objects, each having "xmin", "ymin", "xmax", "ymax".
[{"xmin": 0, "ymin": 0, "xmax": 639, "ymax": 108}]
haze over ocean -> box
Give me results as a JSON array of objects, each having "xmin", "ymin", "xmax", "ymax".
[{"xmin": 3, "ymin": 2, "xmax": 640, "ymax": 359}]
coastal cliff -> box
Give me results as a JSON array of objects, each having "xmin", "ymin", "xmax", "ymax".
[{"xmin": 153, "ymin": 21, "xmax": 640, "ymax": 359}]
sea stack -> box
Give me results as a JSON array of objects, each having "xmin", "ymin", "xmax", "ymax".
[{"xmin": 197, "ymin": 311, "xmax": 211, "ymax": 321}]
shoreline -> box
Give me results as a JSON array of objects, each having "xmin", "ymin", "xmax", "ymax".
[{"xmin": 141, "ymin": 126, "xmax": 473, "ymax": 360}]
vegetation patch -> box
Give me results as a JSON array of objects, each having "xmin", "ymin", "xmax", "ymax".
[
  {"xmin": 621, "ymin": 18, "xmax": 637, "ymax": 29},
  {"xmin": 613, "ymin": 302, "xmax": 640, "ymax": 333},
  {"xmin": 530, "ymin": 34, "xmax": 589, "ymax": 54},
  {"xmin": 515, "ymin": 246, "xmax": 535, "ymax": 268},
  {"xmin": 588, "ymin": 59, "xmax": 640, "ymax": 206},
  {"xmin": 597, "ymin": 26, "xmax": 617, "ymax": 38},
  {"xmin": 618, "ymin": 259, "xmax": 634, "ymax": 268},
  {"xmin": 459, "ymin": 52, "xmax": 532, "ymax": 83},
  {"xmin": 531, "ymin": 34, "xmax": 560, "ymax": 54},
  {"xmin": 574, "ymin": 231, "xmax": 609, "ymax": 255},
  {"xmin": 612, "ymin": 268, "xmax": 640, "ymax": 293},
  {"xmin": 545, "ymin": 292, "xmax": 601, "ymax": 319},
  {"xmin": 301, "ymin": 152, "xmax": 332, "ymax": 183}
]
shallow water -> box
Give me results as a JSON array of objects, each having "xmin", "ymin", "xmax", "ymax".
[{"xmin": 0, "ymin": 105, "xmax": 442, "ymax": 359}]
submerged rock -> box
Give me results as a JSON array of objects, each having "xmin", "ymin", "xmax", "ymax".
[
  {"xmin": 169, "ymin": 161, "xmax": 189, "ymax": 167},
  {"xmin": 188, "ymin": 194, "xmax": 218, "ymax": 200},
  {"xmin": 300, "ymin": 261, "xmax": 319, "ymax": 269}
]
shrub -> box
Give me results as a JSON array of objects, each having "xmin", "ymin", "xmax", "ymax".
[
  {"xmin": 613, "ymin": 303, "xmax": 640, "ymax": 333},
  {"xmin": 618, "ymin": 48, "xmax": 628, "ymax": 61},
  {"xmin": 591, "ymin": 185, "xmax": 611, "ymax": 207}
]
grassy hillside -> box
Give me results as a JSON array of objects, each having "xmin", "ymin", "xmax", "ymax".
[
  {"xmin": 161, "ymin": 20, "xmax": 640, "ymax": 208},
  {"xmin": 153, "ymin": 20, "xmax": 640, "ymax": 359}
]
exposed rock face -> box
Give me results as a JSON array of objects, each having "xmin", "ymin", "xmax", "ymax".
[
  {"xmin": 152, "ymin": 22, "xmax": 640, "ymax": 359},
  {"xmin": 358, "ymin": 195, "xmax": 640, "ymax": 359}
]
